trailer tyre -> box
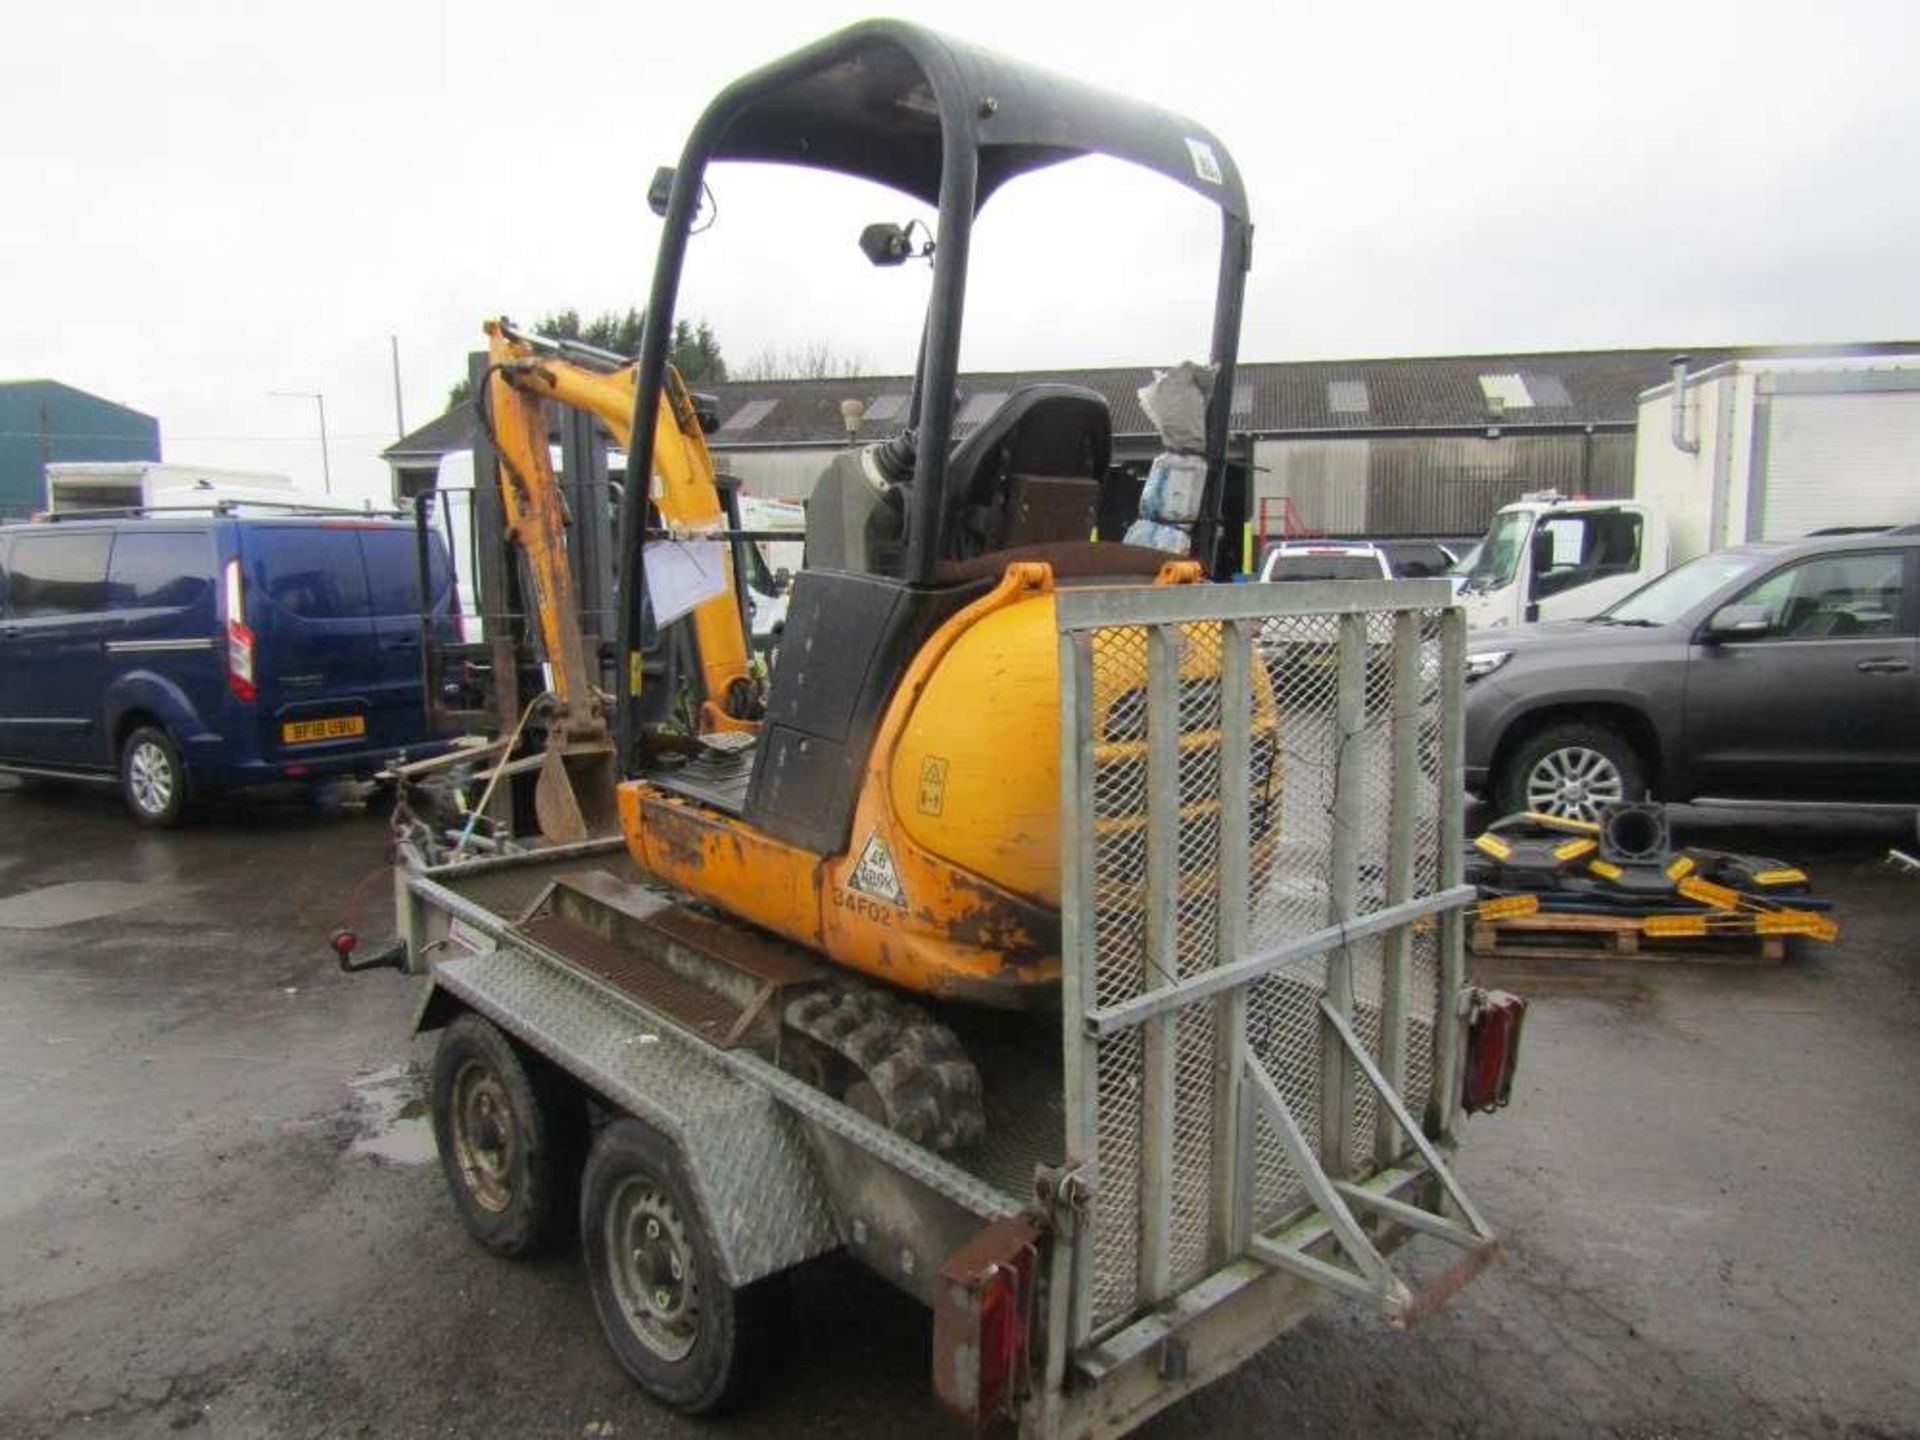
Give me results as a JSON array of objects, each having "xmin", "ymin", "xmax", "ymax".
[
  {"xmin": 429, "ymin": 1012, "xmax": 583, "ymax": 1259},
  {"xmin": 581, "ymin": 1119, "xmax": 778, "ymax": 1415}
]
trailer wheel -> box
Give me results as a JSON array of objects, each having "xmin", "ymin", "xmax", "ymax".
[
  {"xmin": 581, "ymin": 1119, "xmax": 778, "ymax": 1415},
  {"xmin": 429, "ymin": 1013, "xmax": 582, "ymax": 1258}
]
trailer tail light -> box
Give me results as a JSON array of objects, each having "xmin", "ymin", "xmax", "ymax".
[
  {"xmin": 933, "ymin": 1217, "xmax": 1039, "ymax": 1427},
  {"xmin": 224, "ymin": 558, "xmax": 256, "ymax": 703},
  {"xmin": 1462, "ymin": 989, "xmax": 1527, "ymax": 1114}
]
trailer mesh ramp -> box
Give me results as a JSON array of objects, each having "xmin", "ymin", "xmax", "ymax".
[{"xmin": 1055, "ymin": 579, "xmax": 1495, "ymax": 1349}]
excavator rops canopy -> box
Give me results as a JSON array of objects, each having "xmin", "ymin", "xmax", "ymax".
[
  {"xmin": 697, "ymin": 22, "xmax": 1250, "ymax": 220},
  {"xmin": 621, "ymin": 21, "xmax": 1253, "ymax": 759}
]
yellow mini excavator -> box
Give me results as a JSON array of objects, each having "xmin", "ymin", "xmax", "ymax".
[{"xmin": 473, "ymin": 20, "xmax": 1270, "ymax": 1147}]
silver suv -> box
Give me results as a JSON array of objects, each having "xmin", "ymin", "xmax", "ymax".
[{"xmin": 1464, "ymin": 530, "xmax": 1919, "ymax": 819}]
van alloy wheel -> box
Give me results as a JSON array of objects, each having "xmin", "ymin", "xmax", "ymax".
[
  {"xmin": 127, "ymin": 739, "xmax": 175, "ymax": 816},
  {"xmin": 121, "ymin": 725, "xmax": 189, "ymax": 827}
]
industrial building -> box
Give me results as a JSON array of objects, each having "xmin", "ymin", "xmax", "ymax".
[
  {"xmin": 384, "ymin": 342, "xmax": 1912, "ymax": 564},
  {"xmin": 0, "ymin": 380, "xmax": 160, "ymax": 520}
]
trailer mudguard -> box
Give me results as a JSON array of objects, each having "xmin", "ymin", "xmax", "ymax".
[{"xmin": 417, "ymin": 944, "xmax": 839, "ymax": 1287}]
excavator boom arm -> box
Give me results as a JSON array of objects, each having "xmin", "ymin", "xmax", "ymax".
[{"xmin": 481, "ymin": 320, "xmax": 753, "ymax": 735}]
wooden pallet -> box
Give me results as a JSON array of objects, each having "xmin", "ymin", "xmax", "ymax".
[{"xmin": 1469, "ymin": 912, "xmax": 1786, "ymax": 965}]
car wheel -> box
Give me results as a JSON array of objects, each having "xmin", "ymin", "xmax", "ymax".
[
  {"xmin": 428, "ymin": 1013, "xmax": 585, "ymax": 1259},
  {"xmin": 1495, "ymin": 721, "xmax": 1647, "ymax": 823},
  {"xmin": 581, "ymin": 1119, "xmax": 781, "ymax": 1415},
  {"xmin": 120, "ymin": 725, "xmax": 189, "ymax": 827}
]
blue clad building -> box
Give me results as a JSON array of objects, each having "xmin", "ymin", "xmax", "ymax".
[{"xmin": 0, "ymin": 380, "xmax": 160, "ymax": 519}]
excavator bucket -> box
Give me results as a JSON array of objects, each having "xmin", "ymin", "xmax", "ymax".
[{"xmin": 533, "ymin": 740, "xmax": 621, "ymax": 844}]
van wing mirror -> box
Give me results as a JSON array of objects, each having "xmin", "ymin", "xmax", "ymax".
[{"xmin": 1706, "ymin": 603, "xmax": 1773, "ymax": 641}]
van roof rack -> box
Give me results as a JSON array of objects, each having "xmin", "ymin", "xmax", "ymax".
[{"xmin": 36, "ymin": 500, "xmax": 408, "ymax": 522}]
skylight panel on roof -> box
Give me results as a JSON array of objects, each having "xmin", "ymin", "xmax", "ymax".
[
  {"xmin": 957, "ymin": 391, "xmax": 1008, "ymax": 427},
  {"xmin": 864, "ymin": 393, "xmax": 909, "ymax": 423},
  {"xmin": 1478, "ymin": 373, "xmax": 1532, "ymax": 410},
  {"xmin": 720, "ymin": 398, "xmax": 778, "ymax": 431},
  {"xmin": 1230, "ymin": 380, "xmax": 1254, "ymax": 424},
  {"xmin": 1521, "ymin": 374, "xmax": 1571, "ymax": 407},
  {"xmin": 1327, "ymin": 378, "xmax": 1370, "ymax": 414}
]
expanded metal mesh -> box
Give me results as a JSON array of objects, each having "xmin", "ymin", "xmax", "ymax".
[{"xmin": 1070, "ymin": 594, "xmax": 1459, "ymax": 1339}]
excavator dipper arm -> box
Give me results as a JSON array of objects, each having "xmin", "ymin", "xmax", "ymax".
[{"xmin": 482, "ymin": 320, "xmax": 753, "ymax": 734}]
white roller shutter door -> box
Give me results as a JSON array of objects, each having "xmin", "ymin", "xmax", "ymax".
[{"xmin": 1756, "ymin": 389, "xmax": 1920, "ymax": 540}]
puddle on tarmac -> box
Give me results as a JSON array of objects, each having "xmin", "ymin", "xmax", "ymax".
[
  {"xmin": 0, "ymin": 879, "xmax": 180, "ymax": 930},
  {"xmin": 346, "ymin": 1062, "xmax": 437, "ymax": 1166}
]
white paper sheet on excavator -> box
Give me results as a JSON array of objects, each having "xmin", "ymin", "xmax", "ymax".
[{"xmin": 644, "ymin": 539, "xmax": 727, "ymax": 626}]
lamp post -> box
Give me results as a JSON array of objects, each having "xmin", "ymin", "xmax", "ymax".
[{"xmin": 268, "ymin": 390, "xmax": 332, "ymax": 495}]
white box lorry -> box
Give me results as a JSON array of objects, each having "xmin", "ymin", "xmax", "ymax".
[
  {"xmin": 1457, "ymin": 352, "xmax": 1920, "ymax": 629},
  {"xmin": 41, "ymin": 461, "xmax": 349, "ymax": 515}
]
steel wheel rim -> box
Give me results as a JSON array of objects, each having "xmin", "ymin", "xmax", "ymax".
[
  {"xmin": 1525, "ymin": 745, "xmax": 1624, "ymax": 822},
  {"xmin": 605, "ymin": 1176, "xmax": 700, "ymax": 1362},
  {"xmin": 450, "ymin": 1061, "xmax": 516, "ymax": 1213},
  {"xmin": 128, "ymin": 740, "xmax": 174, "ymax": 815}
]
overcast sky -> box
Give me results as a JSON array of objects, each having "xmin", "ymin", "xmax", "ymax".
[{"xmin": 4, "ymin": 0, "xmax": 1916, "ymax": 503}]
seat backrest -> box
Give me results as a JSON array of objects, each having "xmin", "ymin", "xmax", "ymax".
[{"xmin": 942, "ymin": 385, "xmax": 1111, "ymax": 560}]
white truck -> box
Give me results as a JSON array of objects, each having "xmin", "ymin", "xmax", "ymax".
[
  {"xmin": 1456, "ymin": 492, "xmax": 1666, "ymax": 630},
  {"xmin": 1457, "ymin": 352, "xmax": 1920, "ymax": 629}
]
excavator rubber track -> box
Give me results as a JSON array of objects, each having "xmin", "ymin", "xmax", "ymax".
[{"xmin": 784, "ymin": 983, "xmax": 986, "ymax": 1152}]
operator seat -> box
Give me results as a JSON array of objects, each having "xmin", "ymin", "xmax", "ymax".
[{"xmin": 942, "ymin": 385, "xmax": 1112, "ymax": 562}]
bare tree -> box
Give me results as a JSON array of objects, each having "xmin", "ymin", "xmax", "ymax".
[{"xmin": 732, "ymin": 343, "xmax": 867, "ymax": 382}]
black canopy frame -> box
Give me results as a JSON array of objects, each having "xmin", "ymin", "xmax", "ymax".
[{"xmin": 616, "ymin": 19, "xmax": 1253, "ymax": 753}]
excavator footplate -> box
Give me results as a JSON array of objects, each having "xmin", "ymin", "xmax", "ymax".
[
  {"xmin": 519, "ymin": 912, "xmax": 748, "ymax": 1046},
  {"xmin": 647, "ymin": 748, "xmax": 756, "ymax": 817}
]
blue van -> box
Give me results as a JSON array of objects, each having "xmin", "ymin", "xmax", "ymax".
[{"xmin": 0, "ymin": 513, "xmax": 453, "ymax": 824}]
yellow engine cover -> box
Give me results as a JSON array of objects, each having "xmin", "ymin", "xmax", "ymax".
[{"xmin": 889, "ymin": 592, "xmax": 1064, "ymax": 908}]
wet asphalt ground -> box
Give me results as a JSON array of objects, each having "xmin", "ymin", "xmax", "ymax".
[{"xmin": 1, "ymin": 776, "xmax": 1917, "ymax": 1439}]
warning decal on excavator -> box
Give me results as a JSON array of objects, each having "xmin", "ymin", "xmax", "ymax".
[
  {"xmin": 917, "ymin": 757, "xmax": 949, "ymax": 817},
  {"xmin": 849, "ymin": 833, "xmax": 908, "ymax": 908}
]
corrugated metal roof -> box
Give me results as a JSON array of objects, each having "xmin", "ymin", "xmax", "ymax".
[
  {"xmin": 1520, "ymin": 372, "xmax": 1573, "ymax": 408},
  {"xmin": 384, "ymin": 342, "xmax": 1920, "ymax": 462},
  {"xmin": 718, "ymin": 397, "xmax": 778, "ymax": 432},
  {"xmin": 956, "ymin": 391, "xmax": 1008, "ymax": 430}
]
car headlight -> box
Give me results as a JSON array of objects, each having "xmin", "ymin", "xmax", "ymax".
[{"xmin": 1465, "ymin": 650, "xmax": 1512, "ymax": 683}]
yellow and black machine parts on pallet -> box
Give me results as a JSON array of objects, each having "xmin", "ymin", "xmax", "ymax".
[{"xmin": 1466, "ymin": 807, "xmax": 1837, "ymax": 965}]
